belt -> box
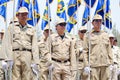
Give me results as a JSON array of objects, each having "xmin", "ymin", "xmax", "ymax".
[
  {"xmin": 79, "ymin": 59, "xmax": 83, "ymax": 62},
  {"xmin": 52, "ymin": 58, "xmax": 70, "ymax": 63},
  {"xmin": 13, "ymin": 48, "xmax": 31, "ymax": 52}
]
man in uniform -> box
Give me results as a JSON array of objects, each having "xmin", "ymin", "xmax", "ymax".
[
  {"xmin": 1, "ymin": 7, "xmax": 39, "ymax": 80},
  {"xmin": 48, "ymin": 18, "xmax": 76, "ymax": 80},
  {"xmin": 83, "ymin": 14, "xmax": 113, "ymax": 80},
  {"xmin": 0, "ymin": 29, "xmax": 5, "ymax": 80},
  {"xmin": 38, "ymin": 25, "xmax": 52, "ymax": 80},
  {"xmin": 113, "ymin": 38, "xmax": 120, "ymax": 80},
  {"xmin": 75, "ymin": 26, "xmax": 88, "ymax": 80},
  {"xmin": 109, "ymin": 33, "xmax": 119, "ymax": 80}
]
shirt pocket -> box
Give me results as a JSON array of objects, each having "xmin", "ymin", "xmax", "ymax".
[
  {"xmin": 26, "ymin": 28, "xmax": 34, "ymax": 36},
  {"xmin": 90, "ymin": 37, "xmax": 98, "ymax": 46},
  {"xmin": 26, "ymin": 29, "xmax": 34, "ymax": 42},
  {"xmin": 52, "ymin": 41, "xmax": 59, "ymax": 52},
  {"xmin": 13, "ymin": 27, "xmax": 20, "ymax": 40},
  {"xmin": 65, "ymin": 42, "xmax": 70, "ymax": 47},
  {"xmin": 102, "ymin": 37, "xmax": 109, "ymax": 46}
]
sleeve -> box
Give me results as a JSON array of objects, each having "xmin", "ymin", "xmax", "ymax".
[
  {"xmin": 70, "ymin": 40, "xmax": 77, "ymax": 71},
  {"xmin": 0, "ymin": 25, "xmax": 13, "ymax": 60},
  {"xmin": 32, "ymin": 29, "xmax": 39, "ymax": 64},
  {"xmin": 107, "ymin": 35, "xmax": 114, "ymax": 65},
  {"xmin": 83, "ymin": 34, "xmax": 89, "ymax": 67}
]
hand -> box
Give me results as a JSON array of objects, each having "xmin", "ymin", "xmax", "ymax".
[
  {"xmin": 109, "ymin": 65, "xmax": 113, "ymax": 71},
  {"xmin": 6, "ymin": 60, "xmax": 13, "ymax": 69},
  {"xmin": 31, "ymin": 64, "xmax": 39, "ymax": 75},
  {"xmin": 84, "ymin": 67, "xmax": 91, "ymax": 74},
  {"xmin": 79, "ymin": 47, "xmax": 83, "ymax": 53},
  {"xmin": 49, "ymin": 64, "xmax": 54, "ymax": 70},
  {"xmin": 2, "ymin": 61, "xmax": 8, "ymax": 70},
  {"xmin": 117, "ymin": 69, "xmax": 120, "ymax": 75}
]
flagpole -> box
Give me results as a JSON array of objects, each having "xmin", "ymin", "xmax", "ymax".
[
  {"xmin": 47, "ymin": 0, "xmax": 52, "ymax": 80},
  {"xmin": 76, "ymin": 0, "xmax": 80, "ymax": 80},
  {"xmin": 104, "ymin": 0, "xmax": 107, "ymax": 33},
  {"xmin": 31, "ymin": 0, "xmax": 35, "ymax": 27},
  {"xmin": 88, "ymin": 0, "xmax": 92, "ymax": 80}
]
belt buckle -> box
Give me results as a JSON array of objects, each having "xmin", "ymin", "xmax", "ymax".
[
  {"xmin": 19, "ymin": 47, "xmax": 22, "ymax": 51},
  {"xmin": 61, "ymin": 60, "xmax": 64, "ymax": 63}
]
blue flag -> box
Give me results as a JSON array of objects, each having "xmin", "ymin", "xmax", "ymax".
[
  {"xmin": 0, "ymin": 3, "xmax": 7, "ymax": 21},
  {"xmin": 16, "ymin": 0, "xmax": 30, "ymax": 12},
  {"xmin": 82, "ymin": 6, "xmax": 90, "ymax": 26},
  {"xmin": 41, "ymin": 0, "xmax": 51, "ymax": 30},
  {"xmin": 67, "ymin": 0, "xmax": 81, "ymax": 17},
  {"xmin": 95, "ymin": 0, "xmax": 112, "ymax": 29},
  {"xmin": 27, "ymin": 0, "xmax": 40, "ymax": 26},
  {"xmin": 49, "ymin": 0, "xmax": 53, "ymax": 3},
  {"xmin": 95, "ymin": 0, "xmax": 104, "ymax": 17},
  {"xmin": 104, "ymin": 0, "xmax": 112, "ymax": 29},
  {"xmin": 57, "ymin": 0, "xmax": 67, "ymax": 21},
  {"xmin": 0, "ymin": 0, "xmax": 10, "ymax": 5},
  {"xmin": 67, "ymin": 0, "xmax": 81, "ymax": 32},
  {"xmin": 66, "ymin": 14, "xmax": 77, "ymax": 32},
  {"xmin": 84, "ymin": 0, "xmax": 96, "ymax": 7}
]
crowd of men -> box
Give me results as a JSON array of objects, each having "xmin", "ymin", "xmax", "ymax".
[{"xmin": 0, "ymin": 6, "xmax": 120, "ymax": 80}]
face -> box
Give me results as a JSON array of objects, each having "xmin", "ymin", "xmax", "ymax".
[
  {"xmin": 44, "ymin": 29, "xmax": 52, "ymax": 38},
  {"xmin": 78, "ymin": 30, "xmax": 86, "ymax": 39},
  {"xmin": 17, "ymin": 13, "xmax": 28, "ymax": 24},
  {"xmin": 0, "ymin": 33, "xmax": 4, "ymax": 40},
  {"xmin": 109, "ymin": 37, "xmax": 114, "ymax": 46},
  {"xmin": 56, "ymin": 23, "xmax": 66, "ymax": 34},
  {"xmin": 92, "ymin": 19, "xmax": 102, "ymax": 31}
]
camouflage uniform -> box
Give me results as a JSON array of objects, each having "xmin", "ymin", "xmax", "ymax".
[
  {"xmin": 0, "ymin": 29, "xmax": 5, "ymax": 80},
  {"xmin": 83, "ymin": 14, "xmax": 113, "ymax": 80},
  {"xmin": 47, "ymin": 18, "xmax": 76, "ymax": 80},
  {"xmin": 1, "ymin": 7, "xmax": 39, "ymax": 80}
]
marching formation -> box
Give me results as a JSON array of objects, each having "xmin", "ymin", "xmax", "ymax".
[{"xmin": 0, "ymin": 7, "xmax": 120, "ymax": 80}]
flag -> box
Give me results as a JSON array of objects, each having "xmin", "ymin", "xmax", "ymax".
[
  {"xmin": 41, "ymin": 0, "xmax": 51, "ymax": 30},
  {"xmin": 95, "ymin": 0, "xmax": 112, "ymax": 29},
  {"xmin": 84, "ymin": 0, "xmax": 96, "ymax": 7},
  {"xmin": 104, "ymin": 0, "xmax": 112, "ymax": 29},
  {"xmin": 95, "ymin": 0, "xmax": 104, "ymax": 18},
  {"xmin": 66, "ymin": 14, "xmax": 77, "ymax": 32},
  {"xmin": 16, "ymin": 0, "xmax": 30, "ymax": 12},
  {"xmin": 57, "ymin": 0, "xmax": 67, "ymax": 21},
  {"xmin": 0, "ymin": 0, "xmax": 10, "ymax": 5},
  {"xmin": 49, "ymin": 0, "xmax": 53, "ymax": 3},
  {"xmin": 27, "ymin": 0, "xmax": 40, "ymax": 26},
  {"xmin": 0, "ymin": 3, "xmax": 7, "ymax": 20},
  {"xmin": 67, "ymin": 0, "xmax": 81, "ymax": 17},
  {"xmin": 67, "ymin": 0, "xmax": 81, "ymax": 32},
  {"xmin": 82, "ymin": 5, "xmax": 90, "ymax": 26}
]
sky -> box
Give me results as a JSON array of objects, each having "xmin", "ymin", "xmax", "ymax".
[{"xmin": 0, "ymin": 0, "xmax": 120, "ymax": 36}]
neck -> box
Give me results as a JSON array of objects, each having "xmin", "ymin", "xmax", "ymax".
[
  {"xmin": 58, "ymin": 32, "xmax": 64, "ymax": 36},
  {"xmin": 20, "ymin": 22, "xmax": 26, "ymax": 27}
]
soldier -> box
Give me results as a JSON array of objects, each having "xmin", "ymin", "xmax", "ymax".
[
  {"xmin": 38, "ymin": 25, "xmax": 52, "ymax": 80},
  {"xmin": 109, "ymin": 33, "xmax": 118, "ymax": 80},
  {"xmin": 0, "ymin": 29, "xmax": 5, "ymax": 80},
  {"xmin": 47, "ymin": 18, "xmax": 76, "ymax": 80},
  {"xmin": 1, "ymin": 7, "xmax": 39, "ymax": 80},
  {"xmin": 75, "ymin": 26, "xmax": 88, "ymax": 80},
  {"xmin": 83, "ymin": 14, "xmax": 113, "ymax": 80}
]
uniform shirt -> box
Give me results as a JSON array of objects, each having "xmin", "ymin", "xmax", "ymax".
[
  {"xmin": 1, "ymin": 23, "xmax": 39, "ymax": 64},
  {"xmin": 47, "ymin": 33, "xmax": 76, "ymax": 70},
  {"xmin": 112, "ymin": 46, "xmax": 120, "ymax": 69},
  {"xmin": 75, "ymin": 38, "xmax": 84, "ymax": 69},
  {"xmin": 83, "ymin": 30, "xmax": 113, "ymax": 67},
  {"xmin": 38, "ymin": 35, "xmax": 51, "ymax": 65}
]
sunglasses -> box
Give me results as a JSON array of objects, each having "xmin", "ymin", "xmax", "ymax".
[
  {"xmin": 58, "ymin": 23, "xmax": 66, "ymax": 27},
  {"xmin": 94, "ymin": 19, "xmax": 102, "ymax": 22},
  {"xmin": 80, "ymin": 30, "xmax": 87, "ymax": 33}
]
